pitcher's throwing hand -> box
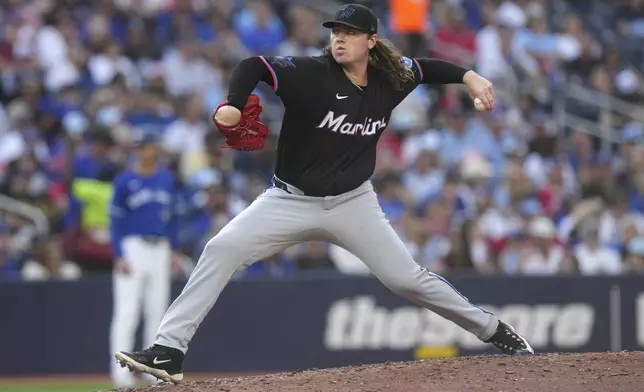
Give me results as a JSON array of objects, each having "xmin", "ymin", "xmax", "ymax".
[{"xmin": 464, "ymin": 70, "xmax": 495, "ymax": 111}]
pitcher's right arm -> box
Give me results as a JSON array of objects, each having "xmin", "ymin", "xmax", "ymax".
[
  {"xmin": 214, "ymin": 57, "xmax": 273, "ymax": 125},
  {"xmin": 215, "ymin": 55, "xmax": 321, "ymax": 124}
]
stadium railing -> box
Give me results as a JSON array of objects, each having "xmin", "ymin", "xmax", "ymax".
[{"xmin": 0, "ymin": 194, "xmax": 49, "ymax": 236}]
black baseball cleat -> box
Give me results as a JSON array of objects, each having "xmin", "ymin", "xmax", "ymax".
[
  {"xmin": 115, "ymin": 344, "xmax": 184, "ymax": 384},
  {"xmin": 484, "ymin": 321, "xmax": 535, "ymax": 355}
]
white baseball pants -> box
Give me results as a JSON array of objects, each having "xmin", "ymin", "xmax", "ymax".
[{"xmin": 110, "ymin": 236, "xmax": 172, "ymax": 387}]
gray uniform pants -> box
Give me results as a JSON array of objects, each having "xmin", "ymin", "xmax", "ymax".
[{"xmin": 156, "ymin": 180, "xmax": 499, "ymax": 353}]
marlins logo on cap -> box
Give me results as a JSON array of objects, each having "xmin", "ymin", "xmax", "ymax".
[
  {"xmin": 322, "ymin": 3, "xmax": 379, "ymax": 34},
  {"xmin": 338, "ymin": 6, "xmax": 356, "ymax": 20}
]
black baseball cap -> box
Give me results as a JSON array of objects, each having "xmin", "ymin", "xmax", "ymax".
[{"xmin": 322, "ymin": 4, "xmax": 378, "ymax": 35}]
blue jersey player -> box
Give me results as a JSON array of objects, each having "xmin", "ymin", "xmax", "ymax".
[{"xmin": 109, "ymin": 132, "xmax": 180, "ymax": 388}]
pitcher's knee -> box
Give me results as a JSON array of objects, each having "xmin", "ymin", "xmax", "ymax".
[
  {"xmin": 201, "ymin": 233, "xmax": 244, "ymax": 265},
  {"xmin": 203, "ymin": 233, "xmax": 235, "ymax": 258},
  {"xmin": 204, "ymin": 235, "xmax": 225, "ymax": 254}
]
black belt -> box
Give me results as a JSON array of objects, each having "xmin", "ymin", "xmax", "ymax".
[
  {"xmin": 272, "ymin": 175, "xmax": 307, "ymax": 196},
  {"xmin": 140, "ymin": 235, "xmax": 166, "ymax": 245}
]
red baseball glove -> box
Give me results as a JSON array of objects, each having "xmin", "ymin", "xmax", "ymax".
[{"xmin": 212, "ymin": 94, "xmax": 269, "ymax": 151}]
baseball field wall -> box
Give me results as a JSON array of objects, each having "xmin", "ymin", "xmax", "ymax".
[{"xmin": 2, "ymin": 274, "xmax": 643, "ymax": 375}]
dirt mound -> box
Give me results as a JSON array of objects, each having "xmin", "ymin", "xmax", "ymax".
[{"xmin": 114, "ymin": 352, "xmax": 644, "ymax": 392}]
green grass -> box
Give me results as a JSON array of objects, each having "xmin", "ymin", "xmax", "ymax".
[{"xmin": 0, "ymin": 383, "xmax": 114, "ymax": 392}]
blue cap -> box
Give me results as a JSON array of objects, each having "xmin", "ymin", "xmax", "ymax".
[{"xmin": 132, "ymin": 132, "xmax": 159, "ymax": 147}]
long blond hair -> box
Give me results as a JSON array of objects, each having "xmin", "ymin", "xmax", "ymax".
[{"xmin": 323, "ymin": 38, "xmax": 415, "ymax": 90}]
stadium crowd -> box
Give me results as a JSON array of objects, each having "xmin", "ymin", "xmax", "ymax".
[{"xmin": 1, "ymin": 0, "xmax": 644, "ymax": 281}]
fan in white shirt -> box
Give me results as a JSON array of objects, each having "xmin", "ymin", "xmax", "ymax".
[
  {"xmin": 519, "ymin": 216, "xmax": 568, "ymax": 276},
  {"xmin": 161, "ymin": 40, "xmax": 222, "ymax": 97},
  {"xmin": 573, "ymin": 227, "xmax": 623, "ymax": 275},
  {"xmin": 88, "ymin": 40, "xmax": 142, "ymax": 89},
  {"xmin": 162, "ymin": 93, "xmax": 210, "ymax": 156},
  {"xmin": 35, "ymin": 25, "xmax": 80, "ymax": 91}
]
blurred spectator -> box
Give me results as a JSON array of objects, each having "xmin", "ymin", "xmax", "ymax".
[
  {"xmin": 161, "ymin": 39, "xmax": 221, "ymax": 97},
  {"xmin": 402, "ymin": 148, "xmax": 443, "ymax": 206},
  {"xmin": 519, "ymin": 216, "xmax": 571, "ymax": 275},
  {"xmin": 438, "ymin": 108, "xmax": 475, "ymax": 166},
  {"xmin": 294, "ymin": 242, "xmax": 335, "ymax": 271},
  {"xmin": 237, "ymin": 253, "xmax": 295, "ymax": 279},
  {"xmin": 615, "ymin": 0, "xmax": 644, "ymax": 39},
  {"xmin": 596, "ymin": 194, "xmax": 644, "ymax": 250},
  {"xmin": 22, "ymin": 236, "xmax": 81, "ymax": 280},
  {"xmin": 389, "ymin": 0, "xmax": 430, "ymax": 57},
  {"xmin": 432, "ymin": 4, "xmax": 476, "ymax": 66},
  {"xmin": 36, "ymin": 11, "xmax": 81, "ymax": 92},
  {"xmin": 73, "ymin": 129, "xmax": 118, "ymax": 179},
  {"xmin": 498, "ymin": 231, "xmax": 525, "ymax": 275},
  {"xmin": 557, "ymin": 198, "xmax": 604, "ymax": 244},
  {"xmin": 63, "ymin": 139, "xmax": 117, "ymax": 271},
  {"xmin": 88, "ymin": 40, "xmax": 143, "ymax": 89},
  {"xmin": 233, "ymin": 0, "xmax": 286, "ymax": 54},
  {"xmin": 277, "ymin": 5, "xmax": 324, "ymax": 56},
  {"xmin": 535, "ymin": 160, "xmax": 570, "ymax": 219},
  {"xmin": 162, "ymin": 92, "xmax": 210, "ymax": 157},
  {"xmin": 625, "ymin": 236, "xmax": 644, "ymax": 274},
  {"xmin": 461, "ymin": 218, "xmax": 497, "ymax": 275},
  {"xmin": 420, "ymin": 170, "xmax": 468, "ymax": 234},
  {"xmin": 573, "ymin": 225, "xmax": 623, "ymax": 275},
  {"xmin": 0, "ymin": 214, "xmax": 30, "ymax": 279},
  {"xmin": 475, "ymin": 2, "xmax": 539, "ymax": 87}
]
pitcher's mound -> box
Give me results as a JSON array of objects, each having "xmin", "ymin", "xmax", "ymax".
[{"xmin": 115, "ymin": 351, "xmax": 644, "ymax": 392}]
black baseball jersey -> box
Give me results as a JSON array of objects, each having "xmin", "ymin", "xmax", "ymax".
[{"xmin": 226, "ymin": 54, "xmax": 468, "ymax": 197}]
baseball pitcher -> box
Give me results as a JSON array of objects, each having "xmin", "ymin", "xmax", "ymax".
[{"xmin": 115, "ymin": 4, "xmax": 534, "ymax": 384}]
